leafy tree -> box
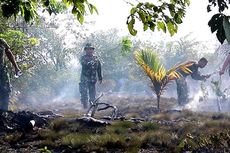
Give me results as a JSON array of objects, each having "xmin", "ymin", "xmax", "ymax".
[
  {"xmin": 0, "ymin": 29, "xmax": 39, "ymax": 75},
  {"xmin": 128, "ymin": 0, "xmax": 230, "ymax": 44},
  {"xmin": 1, "ymin": 0, "xmax": 230, "ymax": 44},
  {"xmin": 0, "ymin": 0, "xmax": 97, "ymax": 23},
  {"xmin": 127, "ymin": 0, "xmax": 190, "ymax": 36}
]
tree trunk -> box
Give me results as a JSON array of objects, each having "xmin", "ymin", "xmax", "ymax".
[{"xmin": 157, "ymin": 95, "xmax": 160, "ymax": 111}]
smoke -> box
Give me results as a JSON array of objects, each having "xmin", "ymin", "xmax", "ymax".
[{"xmin": 184, "ymin": 75, "xmax": 230, "ymax": 112}]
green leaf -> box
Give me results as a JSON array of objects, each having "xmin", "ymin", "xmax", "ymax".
[
  {"xmin": 127, "ymin": 18, "xmax": 137, "ymax": 36},
  {"xmin": 137, "ymin": 3, "xmax": 143, "ymax": 8},
  {"xmin": 88, "ymin": 4, "xmax": 93, "ymax": 14},
  {"xmin": 223, "ymin": 16, "xmax": 230, "ymax": 44},
  {"xmin": 216, "ymin": 24, "xmax": 225, "ymax": 44},
  {"xmin": 174, "ymin": 13, "xmax": 183, "ymax": 24},
  {"xmin": 130, "ymin": 7, "xmax": 137, "ymax": 15},
  {"xmin": 167, "ymin": 21, "xmax": 175, "ymax": 36},
  {"xmin": 91, "ymin": 4, "xmax": 98, "ymax": 14},
  {"xmin": 143, "ymin": 23, "xmax": 148, "ymax": 31},
  {"xmin": 138, "ymin": 10, "xmax": 146, "ymax": 23},
  {"xmin": 19, "ymin": 4, "xmax": 25, "ymax": 17},
  {"xmin": 76, "ymin": 2, "xmax": 85, "ymax": 14},
  {"xmin": 149, "ymin": 22, "xmax": 156, "ymax": 31},
  {"xmin": 75, "ymin": 10, "xmax": 84, "ymax": 24},
  {"xmin": 157, "ymin": 21, "xmax": 166, "ymax": 33},
  {"xmin": 208, "ymin": 13, "xmax": 224, "ymax": 33},
  {"xmin": 72, "ymin": 6, "xmax": 77, "ymax": 14},
  {"xmin": 168, "ymin": 4, "xmax": 175, "ymax": 16},
  {"xmin": 184, "ymin": 0, "xmax": 190, "ymax": 6}
]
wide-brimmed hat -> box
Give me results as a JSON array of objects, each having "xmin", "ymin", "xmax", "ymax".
[{"xmin": 84, "ymin": 43, "xmax": 95, "ymax": 50}]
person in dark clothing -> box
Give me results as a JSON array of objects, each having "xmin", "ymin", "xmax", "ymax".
[
  {"xmin": 176, "ymin": 58, "xmax": 211, "ymax": 106},
  {"xmin": 0, "ymin": 38, "xmax": 21, "ymax": 111},
  {"xmin": 79, "ymin": 43, "xmax": 102, "ymax": 109}
]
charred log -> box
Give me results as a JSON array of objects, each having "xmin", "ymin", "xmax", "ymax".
[{"xmin": 0, "ymin": 110, "xmax": 48, "ymax": 132}]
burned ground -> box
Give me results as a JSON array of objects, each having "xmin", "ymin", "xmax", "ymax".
[{"xmin": 0, "ymin": 95, "xmax": 230, "ymax": 153}]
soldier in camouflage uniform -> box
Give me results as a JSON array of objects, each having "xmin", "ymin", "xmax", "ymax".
[
  {"xmin": 176, "ymin": 57, "xmax": 211, "ymax": 106},
  {"xmin": 0, "ymin": 38, "xmax": 21, "ymax": 111},
  {"xmin": 79, "ymin": 43, "xmax": 102, "ymax": 109}
]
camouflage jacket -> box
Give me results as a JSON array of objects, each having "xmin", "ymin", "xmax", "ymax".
[
  {"xmin": 80, "ymin": 54, "xmax": 102, "ymax": 83},
  {"xmin": 178, "ymin": 61, "xmax": 206, "ymax": 80},
  {"xmin": 0, "ymin": 38, "xmax": 10, "ymax": 91},
  {"xmin": 0, "ymin": 38, "xmax": 9, "ymax": 69}
]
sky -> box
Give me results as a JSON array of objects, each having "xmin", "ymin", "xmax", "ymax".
[{"xmin": 86, "ymin": 0, "xmax": 220, "ymax": 43}]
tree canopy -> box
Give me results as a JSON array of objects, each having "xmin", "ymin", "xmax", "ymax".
[{"xmin": 0, "ymin": 0, "xmax": 230, "ymax": 43}]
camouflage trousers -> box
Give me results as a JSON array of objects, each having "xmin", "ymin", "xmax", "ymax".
[
  {"xmin": 176, "ymin": 78, "xmax": 189, "ymax": 106},
  {"xmin": 79, "ymin": 82, "xmax": 96, "ymax": 109},
  {"xmin": 0, "ymin": 66, "xmax": 11, "ymax": 111}
]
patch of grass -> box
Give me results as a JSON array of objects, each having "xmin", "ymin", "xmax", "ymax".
[
  {"xmin": 107, "ymin": 121, "xmax": 135, "ymax": 134},
  {"xmin": 50, "ymin": 119, "xmax": 69, "ymax": 132},
  {"xmin": 140, "ymin": 122, "xmax": 159, "ymax": 131},
  {"xmin": 38, "ymin": 129, "xmax": 58, "ymax": 140},
  {"xmin": 199, "ymin": 120, "xmax": 230, "ymax": 135},
  {"xmin": 3, "ymin": 132, "xmax": 23, "ymax": 143},
  {"xmin": 141, "ymin": 130, "xmax": 173, "ymax": 149},
  {"xmin": 89, "ymin": 133, "xmax": 142, "ymax": 153},
  {"xmin": 61, "ymin": 133, "xmax": 90, "ymax": 148},
  {"xmin": 89, "ymin": 134, "xmax": 126, "ymax": 149}
]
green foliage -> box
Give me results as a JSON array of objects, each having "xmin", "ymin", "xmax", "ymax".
[
  {"xmin": 207, "ymin": 0, "xmax": 230, "ymax": 44},
  {"xmin": 208, "ymin": 13, "xmax": 226, "ymax": 44},
  {"xmin": 0, "ymin": 29, "xmax": 38, "ymax": 54},
  {"xmin": 39, "ymin": 146, "xmax": 52, "ymax": 153},
  {"xmin": 127, "ymin": 1, "xmax": 190, "ymax": 36},
  {"xmin": 207, "ymin": 0, "xmax": 229, "ymax": 13},
  {"xmin": 178, "ymin": 131, "xmax": 230, "ymax": 152},
  {"xmin": 121, "ymin": 37, "xmax": 132, "ymax": 56},
  {"xmin": 0, "ymin": 0, "xmax": 97, "ymax": 24},
  {"xmin": 223, "ymin": 16, "xmax": 230, "ymax": 43},
  {"xmin": 0, "ymin": 0, "xmax": 39, "ymax": 22},
  {"xmin": 0, "ymin": 29, "xmax": 38, "ymax": 78}
]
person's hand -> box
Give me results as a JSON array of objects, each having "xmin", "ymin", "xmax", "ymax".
[
  {"xmin": 219, "ymin": 70, "xmax": 225, "ymax": 76},
  {"xmin": 98, "ymin": 79, "xmax": 102, "ymax": 84},
  {"xmin": 203, "ymin": 74, "xmax": 211, "ymax": 81},
  {"xmin": 15, "ymin": 67, "xmax": 22, "ymax": 78},
  {"xmin": 205, "ymin": 74, "xmax": 211, "ymax": 79}
]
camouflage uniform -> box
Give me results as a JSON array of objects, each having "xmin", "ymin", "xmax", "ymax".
[
  {"xmin": 176, "ymin": 62, "xmax": 206, "ymax": 106},
  {"xmin": 79, "ymin": 54, "xmax": 102, "ymax": 109},
  {"xmin": 0, "ymin": 38, "xmax": 11, "ymax": 111}
]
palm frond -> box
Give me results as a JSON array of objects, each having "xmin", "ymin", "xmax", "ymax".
[
  {"xmin": 134, "ymin": 49, "xmax": 161, "ymax": 72},
  {"xmin": 167, "ymin": 61, "xmax": 194, "ymax": 80}
]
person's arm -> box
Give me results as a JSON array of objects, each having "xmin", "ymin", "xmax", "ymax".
[
  {"xmin": 4, "ymin": 42, "xmax": 20, "ymax": 73},
  {"xmin": 191, "ymin": 70, "xmax": 206, "ymax": 80},
  {"xmin": 97, "ymin": 60, "xmax": 102, "ymax": 84},
  {"xmin": 219, "ymin": 54, "xmax": 230, "ymax": 75},
  {"xmin": 80, "ymin": 56, "xmax": 87, "ymax": 65}
]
